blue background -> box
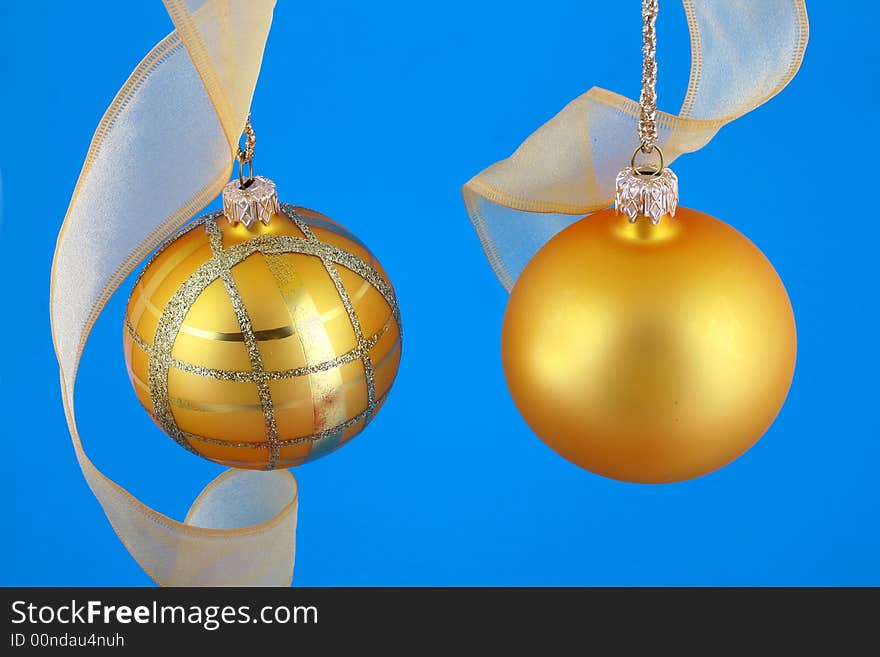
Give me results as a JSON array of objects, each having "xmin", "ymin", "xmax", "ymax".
[{"xmin": 1, "ymin": 1, "xmax": 877, "ymax": 586}]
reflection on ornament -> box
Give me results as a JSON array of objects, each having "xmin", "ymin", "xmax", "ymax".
[
  {"xmin": 501, "ymin": 207, "xmax": 795, "ymax": 483},
  {"xmin": 124, "ymin": 193, "xmax": 402, "ymax": 470}
]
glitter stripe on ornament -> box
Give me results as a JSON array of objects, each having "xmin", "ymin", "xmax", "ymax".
[
  {"xmin": 288, "ymin": 210, "xmax": 379, "ymax": 448},
  {"xmin": 126, "ymin": 314, "xmax": 394, "ymax": 382},
  {"xmin": 205, "ymin": 218, "xmax": 281, "ymax": 469}
]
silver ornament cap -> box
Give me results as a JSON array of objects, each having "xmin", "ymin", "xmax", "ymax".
[
  {"xmin": 222, "ymin": 176, "xmax": 280, "ymax": 228},
  {"xmin": 615, "ymin": 147, "xmax": 679, "ymax": 225}
]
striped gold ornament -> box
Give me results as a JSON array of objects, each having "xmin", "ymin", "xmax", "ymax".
[{"xmin": 123, "ymin": 203, "xmax": 402, "ymax": 470}]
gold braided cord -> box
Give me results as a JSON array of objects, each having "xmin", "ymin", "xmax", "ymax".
[{"xmin": 638, "ymin": 0, "xmax": 659, "ymax": 153}]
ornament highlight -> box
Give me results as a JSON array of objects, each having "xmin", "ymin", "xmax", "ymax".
[
  {"xmin": 501, "ymin": 207, "xmax": 796, "ymax": 483},
  {"xmin": 124, "ymin": 182, "xmax": 402, "ymax": 470}
]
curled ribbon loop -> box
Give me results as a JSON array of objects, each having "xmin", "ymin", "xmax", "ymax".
[
  {"xmin": 463, "ymin": 0, "xmax": 809, "ymax": 290},
  {"xmin": 49, "ymin": 0, "xmax": 299, "ymax": 586}
]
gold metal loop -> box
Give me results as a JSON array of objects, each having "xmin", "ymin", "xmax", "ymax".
[
  {"xmin": 237, "ymin": 115, "xmax": 256, "ymax": 188},
  {"xmin": 237, "ymin": 160, "xmax": 254, "ymax": 188},
  {"xmin": 630, "ymin": 145, "xmax": 665, "ymax": 177}
]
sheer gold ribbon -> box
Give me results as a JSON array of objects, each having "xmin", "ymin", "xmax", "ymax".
[
  {"xmin": 49, "ymin": 0, "xmax": 300, "ymax": 586},
  {"xmin": 463, "ymin": 0, "xmax": 809, "ymax": 290}
]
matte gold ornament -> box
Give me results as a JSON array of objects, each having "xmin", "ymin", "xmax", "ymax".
[
  {"xmin": 499, "ymin": 1, "xmax": 796, "ymax": 483},
  {"xmin": 124, "ymin": 168, "xmax": 402, "ymax": 470},
  {"xmin": 502, "ymin": 206, "xmax": 795, "ymax": 483}
]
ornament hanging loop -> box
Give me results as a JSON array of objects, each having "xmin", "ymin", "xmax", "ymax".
[
  {"xmin": 237, "ymin": 115, "xmax": 257, "ymax": 188},
  {"xmin": 223, "ymin": 115, "xmax": 280, "ymax": 228},
  {"xmin": 630, "ymin": 145, "xmax": 665, "ymax": 178},
  {"xmin": 238, "ymin": 160, "xmax": 254, "ymax": 188}
]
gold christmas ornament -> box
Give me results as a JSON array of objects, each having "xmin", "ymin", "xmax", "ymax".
[
  {"xmin": 124, "ymin": 123, "xmax": 402, "ymax": 470},
  {"xmin": 502, "ymin": 207, "xmax": 796, "ymax": 483},
  {"xmin": 499, "ymin": 0, "xmax": 797, "ymax": 483}
]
